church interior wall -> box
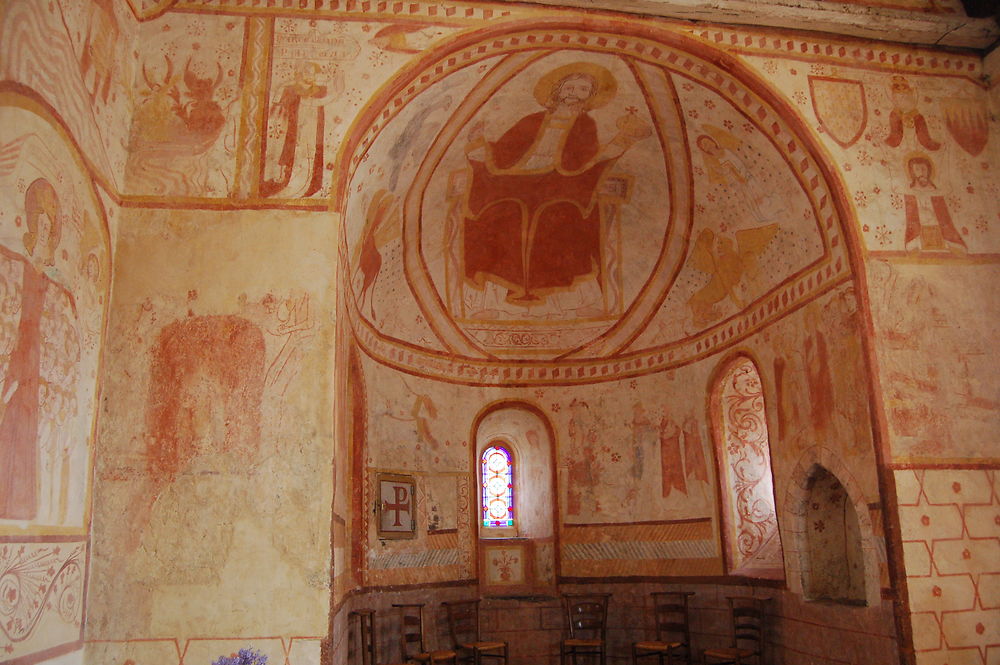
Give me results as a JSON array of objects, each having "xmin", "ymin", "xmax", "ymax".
[
  {"xmin": 85, "ymin": 206, "xmax": 338, "ymax": 665},
  {"xmin": 0, "ymin": 1, "xmax": 997, "ymax": 664}
]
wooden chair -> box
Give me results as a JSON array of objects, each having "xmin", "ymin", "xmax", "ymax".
[
  {"xmin": 390, "ymin": 603, "xmax": 458, "ymax": 664},
  {"xmin": 702, "ymin": 597, "xmax": 768, "ymax": 665},
  {"xmin": 349, "ymin": 608, "xmax": 377, "ymax": 665},
  {"xmin": 561, "ymin": 593, "xmax": 611, "ymax": 665},
  {"xmin": 632, "ymin": 591, "xmax": 695, "ymax": 664},
  {"xmin": 442, "ymin": 599, "xmax": 508, "ymax": 664}
]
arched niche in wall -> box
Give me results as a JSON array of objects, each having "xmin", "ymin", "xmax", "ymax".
[
  {"xmin": 709, "ymin": 354, "xmax": 785, "ymax": 579},
  {"xmin": 472, "ymin": 403, "xmax": 557, "ymax": 592},
  {"xmin": 802, "ymin": 465, "xmax": 866, "ymax": 604},
  {"xmin": 783, "ymin": 448, "xmax": 882, "ymax": 608}
]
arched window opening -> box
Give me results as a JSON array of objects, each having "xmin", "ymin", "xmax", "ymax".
[
  {"xmin": 482, "ymin": 443, "xmax": 515, "ymax": 528},
  {"xmin": 803, "ymin": 466, "xmax": 867, "ymax": 604},
  {"xmin": 713, "ymin": 356, "xmax": 785, "ymax": 579}
]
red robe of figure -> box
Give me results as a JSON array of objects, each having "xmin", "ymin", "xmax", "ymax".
[
  {"xmin": 0, "ymin": 260, "xmax": 48, "ymax": 519},
  {"xmin": 463, "ymin": 111, "xmax": 614, "ymax": 303}
]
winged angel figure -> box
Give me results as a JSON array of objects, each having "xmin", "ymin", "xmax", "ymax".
[{"xmin": 687, "ymin": 225, "xmax": 779, "ymax": 327}]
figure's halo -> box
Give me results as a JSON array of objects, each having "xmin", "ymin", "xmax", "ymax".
[{"xmin": 533, "ymin": 61, "xmax": 618, "ymax": 110}]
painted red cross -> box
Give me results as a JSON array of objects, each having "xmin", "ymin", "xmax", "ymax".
[{"xmin": 384, "ymin": 485, "xmax": 411, "ymax": 527}]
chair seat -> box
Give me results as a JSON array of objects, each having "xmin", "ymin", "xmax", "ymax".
[
  {"xmin": 704, "ymin": 647, "xmax": 756, "ymax": 658},
  {"xmin": 635, "ymin": 640, "xmax": 682, "ymax": 651},
  {"xmin": 414, "ymin": 650, "xmax": 458, "ymax": 663},
  {"xmin": 564, "ymin": 638, "xmax": 603, "ymax": 647},
  {"xmin": 460, "ymin": 641, "xmax": 506, "ymax": 651}
]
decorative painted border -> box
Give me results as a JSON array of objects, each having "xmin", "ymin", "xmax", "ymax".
[
  {"xmin": 0, "ymin": 541, "xmax": 86, "ymax": 664},
  {"xmin": 679, "ymin": 25, "xmax": 983, "ymax": 83},
  {"xmin": 171, "ymin": 0, "xmax": 514, "ymax": 24}
]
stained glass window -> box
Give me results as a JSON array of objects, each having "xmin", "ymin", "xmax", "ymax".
[{"xmin": 481, "ymin": 444, "xmax": 514, "ymax": 528}]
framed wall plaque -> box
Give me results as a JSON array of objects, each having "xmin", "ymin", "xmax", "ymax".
[{"xmin": 376, "ymin": 473, "xmax": 416, "ymax": 539}]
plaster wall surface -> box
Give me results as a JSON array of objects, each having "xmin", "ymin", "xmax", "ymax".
[{"xmin": 0, "ymin": 1, "xmax": 997, "ymax": 664}]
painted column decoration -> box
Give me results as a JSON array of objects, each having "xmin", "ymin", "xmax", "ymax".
[{"xmin": 716, "ymin": 357, "xmax": 785, "ymax": 578}]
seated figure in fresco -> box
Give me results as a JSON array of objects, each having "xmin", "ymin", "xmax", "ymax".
[{"xmin": 461, "ymin": 62, "xmax": 650, "ymax": 312}]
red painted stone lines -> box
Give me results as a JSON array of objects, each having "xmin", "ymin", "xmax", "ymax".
[{"xmin": 896, "ymin": 468, "xmax": 1000, "ymax": 664}]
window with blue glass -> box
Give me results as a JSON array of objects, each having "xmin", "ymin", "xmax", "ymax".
[{"xmin": 481, "ymin": 444, "xmax": 514, "ymax": 528}]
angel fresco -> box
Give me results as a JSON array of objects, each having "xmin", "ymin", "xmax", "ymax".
[
  {"xmin": 460, "ymin": 62, "xmax": 651, "ymax": 316},
  {"xmin": 686, "ymin": 225, "xmax": 779, "ymax": 327},
  {"xmin": 353, "ymin": 189, "xmax": 401, "ymax": 323},
  {"xmin": 694, "ymin": 125, "xmax": 786, "ymax": 226}
]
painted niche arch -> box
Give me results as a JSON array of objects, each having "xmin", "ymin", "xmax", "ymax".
[
  {"xmin": 783, "ymin": 447, "xmax": 883, "ymax": 607},
  {"xmin": 472, "ymin": 403, "xmax": 557, "ymax": 590},
  {"xmin": 710, "ymin": 354, "xmax": 785, "ymax": 579}
]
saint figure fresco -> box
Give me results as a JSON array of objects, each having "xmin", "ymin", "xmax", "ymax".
[
  {"xmin": 0, "ymin": 179, "xmax": 71, "ymax": 520},
  {"xmin": 461, "ymin": 62, "xmax": 650, "ymax": 312},
  {"xmin": 262, "ymin": 61, "xmax": 343, "ymax": 198}
]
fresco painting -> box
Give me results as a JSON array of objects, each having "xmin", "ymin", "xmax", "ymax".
[
  {"xmin": 0, "ymin": 1, "xmax": 997, "ymax": 664},
  {"xmin": 58, "ymin": 0, "xmax": 139, "ymax": 183},
  {"xmin": 0, "ymin": 542, "xmax": 86, "ymax": 660},
  {"xmin": 712, "ymin": 357, "xmax": 785, "ymax": 578},
  {"xmin": 0, "ymin": 1, "xmax": 135, "ymax": 190},
  {"xmin": 758, "ymin": 56, "xmax": 999, "ymax": 257},
  {"xmin": 125, "ymin": 13, "xmax": 243, "ymax": 197},
  {"xmin": 346, "ymin": 37, "xmax": 840, "ymax": 370},
  {"xmin": 0, "ymin": 101, "xmax": 109, "ymax": 662},
  {"xmin": 86, "ymin": 209, "xmax": 334, "ymax": 653},
  {"xmin": 259, "ymin": 18, "xmax": 358, "ymax": 200},
  {"xmin": 869, "ymin": 260, "xmax": 999, "ymax": 462}
]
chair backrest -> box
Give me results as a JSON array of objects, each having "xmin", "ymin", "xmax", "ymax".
[
  {"xmin": 442, "ymin": 599, "xmax": 481, "ymax": 647},
  {"xmin": 349, "ymin": 609, "xmax": 377, "ymax": 665},
  {"xmin": 651, "ymin": 591, "xmax": 695, "ymax": 649},
  {"xmin": 563, "ymin": 593, "xmax": 611, "ymax": 641},
  {"xmin": 726, "ymin": 597, "xmax": 767, "ymax": 657},
  {"xmin": 393, "ymin": 603, "xmax": 426, "ymax": 661}
]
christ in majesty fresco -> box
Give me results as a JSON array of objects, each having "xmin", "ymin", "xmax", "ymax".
[{"xmin": 460, "ymin": 62, "xmax": 650, "ymax": 313}]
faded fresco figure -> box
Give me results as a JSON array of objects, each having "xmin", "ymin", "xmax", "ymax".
[
  {"xmin": 902, "ymin": 154, "xmax": 966, "ymax": 254},
  {"xmin": 78, "ymin": 0, "xmax": 120, "ymax": 106},
  {"xmin": 129, "ymin": 57, "xmax": 230, "ymax": 195},
  {"xmin": 0, "ymin": 179, "xmax": 65, "ymax": 519},
  {"xmin": 261, "ymin": 290, "xmax": 315, "ymax": 395},
  {"xmin": 262, "ymin": 61, "xmax": 343, "ymax": 198},
  {"xmin": 884, "ymin": 75, "xmax": 941, "ymax": 151},
  {"xmin": 353, "ymin": 189, "xmax": 400, "ymax": 324},
  {"xmin": 461, "ymin": 62, "xmax": 650, "ymax": 317}
]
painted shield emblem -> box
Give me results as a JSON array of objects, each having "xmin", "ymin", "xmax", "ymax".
[
  {"xmin": 944, "ymin": 103, "xmax": 989, "ymax": 156},
  {"xmin": 809, "ymin": 76, "xmax": 867, "ymax": 149}
]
